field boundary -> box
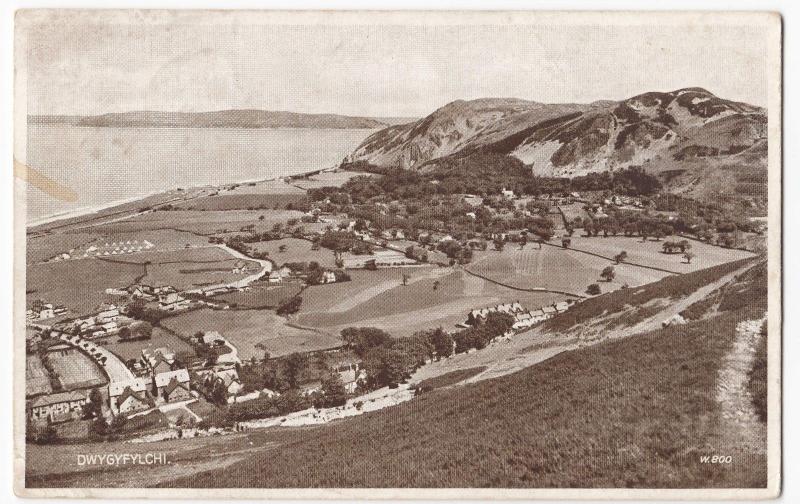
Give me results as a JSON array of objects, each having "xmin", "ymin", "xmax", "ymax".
[
  {"xmin": 540, "ymin": 240, "xmax": 684, "ymax": 275},
  {"xmin": 461, "ymin": 267, "xmax": 586, "ymax": 299}
]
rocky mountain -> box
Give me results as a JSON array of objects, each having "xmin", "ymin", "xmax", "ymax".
[
  {"xmin": 346, "ymin": 88, "xmax": 767, "ymax": 197},
  {"xmin": 29, "ymin": 110, "xmax": 389, "ymax": 129}
]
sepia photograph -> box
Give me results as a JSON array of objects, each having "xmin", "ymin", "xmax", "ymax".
[{"xmin": 12, "ymin": 8, "xmax": 781, "ymax": 499}]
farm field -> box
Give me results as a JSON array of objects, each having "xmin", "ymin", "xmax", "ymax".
[
  {"xmin": 297, "ymin": 267, "xmax": 570, "ymax": 337},
  {"xmin": 46, "ymin": 349, "xmax": 107, "ymax": 390},
  {"xmin": 161, "ymin": 308, "xmax": 341, "ymax": 359},
  {"xmin": 89, "ymin": 209, "xmax": 305, "ymax": 236},
  {"xmin": 215, "ymin": 282, "xmax": 302, "ymax": 309},
  {"xmin": 26, "ymin": 258, "xmax": 145, "ymax": 316},
  {"xmin": 26, "ymin": 232, "xmax": 100, "ymax": 264},
  {"xmin": 222, "ymin": 178, "xmax": 307, "ymax": 195},
  {"xmin": 26, "ymin": 355, "xmax": 52, "ymax": 396},
  {"xmin": 100, "ymin": 328, "xmax": 195, "ymax": 361},
  {"xmin": 111, "ymin": 246, "xmax": 261, "ymax": 290},
  {"xmin": 467, "ymin": 245, "xmax": 665, "ymax": 295},
  {"xmin": 176, "ymin": 193, "xmax": 308, "ymax": 211},
  {"xmin": 289, "ymin": 170, "xmax": 371, "ymax": 189},
  {"xmin": 249, "ymin": 238, "xmax": 337, "ymax": 267},
  {"xmin": 564, "ymin": 235, "xmax": 756, "ymax": 272}
]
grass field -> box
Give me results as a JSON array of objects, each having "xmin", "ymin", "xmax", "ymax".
[
  {"xmin": 297, "ymin": 267, "xmax": 570, "ymax": 337},
  {"xmin": 215, "ymin": 282, "xmax": 302, "ymax": 309},
  {"xmin": 565, "ymin": 235, "xmax": 755, "ymax": 272},
  {"xmin": 467, "ymin": 245, "xmax": 663, "ymax": 295},
  {"xmin": 46, "ymin": 349, "xmax": 107, "ymax": 390},
  {"xmin": 100, "ymin": 328, "xmax": 195, "ymax": 361},
  {"xmin": 27, "ymin": 258, "xmax": 145, "ymax": 316},
  {"xmin": 176, "ymin": 193, "xmax": 308, "ymax": 212},
  {"xmin": 161, "ymin": 308, "xmax": 341, "ymax": 359},
  {"xmin": 466, "ymin": 236, "xmax": 755, "ymax": 297},
  {"xmin": 289, "ymin": 170, "xmax": 371, "ymax": 189},
  {"xmin": 111, "ymin": 246, "xmax": 260, "ymax": 290},
  {"xmin": 26, "ymin": 232, "xmax": 100, "ymax": 264},
  {"xmin": 90, "ymin": 209, "xmax": 305, "ymax": 236},
  {"xmin": 249, "ymin": 238, "xmax": 337, "ymax": 267}
]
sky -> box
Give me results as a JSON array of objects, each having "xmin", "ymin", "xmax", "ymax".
[{"xmin": 21, "ymin": 12, "xmax": 771, "ymax": 117}]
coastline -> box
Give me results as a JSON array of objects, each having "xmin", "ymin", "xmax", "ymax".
[{"xmin": 26, "ymin": 165, "xmax": 338, "ymax": 229}]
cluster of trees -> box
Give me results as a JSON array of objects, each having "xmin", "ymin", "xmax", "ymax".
[
  {"xmin": 126, "ymin": 300, "xmax": 170, "ymax": 325},
  {"xmin": 276, "ymin": 296, "xmax": 303, "ymax": 316},
  {"xmin": 341, "ymin": 327, "xmax": 453, "ymax": 390},
  {"xmin": 451, "ymin": 312, "xmax": 515, "ymax": 353}
]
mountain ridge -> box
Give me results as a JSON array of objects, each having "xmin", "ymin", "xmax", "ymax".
[{"xmin": 345, "ymin": 88, "xmax": 767, "ymax": 200}]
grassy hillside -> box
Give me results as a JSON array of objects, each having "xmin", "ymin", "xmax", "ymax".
[{"xmin": 165, "ymin": 276, "xmax": 767, "ymax": 488}]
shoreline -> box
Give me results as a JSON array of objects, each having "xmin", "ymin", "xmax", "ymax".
[{"xmin": 26, "ymin": 165, "xmax": 339, "ymax": 229}]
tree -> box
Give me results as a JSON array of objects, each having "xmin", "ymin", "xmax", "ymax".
[
  {"xmin": 586, "ymin": 283, "xmax": 601, "ymax": 295},
  {"xmin": 118, "ymin": 326, "xmax": 131, "ymax": 341},
  {"xmin": 276, "ymin": 296, "xmax": 302, "ymax": 315},
  {"xmin": 284, "ymin": 352, "xmax": 307, "ymax": 389},
  {"xmin": 427, "ymin": 327, "xmax": 454, "ymax": 360},
  {"xmin": 614, "ymin": 251, "xmax": 628, "ymax": 264},
  {"xmin": 600, "ymin": 266, "xmax": 615, "ymax": 282},
  {"xmin": 683, "ymin": 251, "xmax": 695, "ymax": 264},
  {"xmin": 318, "ymin": 373, "xmax": 347, "ymax": 408},
  {"xmin": 82, "ymin": 388, "xmax": 104, "ymax": 420},
  {"xmin": 340, "ymin": 327, "xmax": 392, "ymax": 357}
]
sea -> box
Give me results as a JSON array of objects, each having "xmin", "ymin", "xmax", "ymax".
[{"xmin": 24, "ymin": 124, "xmax": 374, "ymax": 224}]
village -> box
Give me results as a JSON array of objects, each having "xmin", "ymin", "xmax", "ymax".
[{"xmin": 25, "ymin": 164, "xmax": 761, "ymax": 445}]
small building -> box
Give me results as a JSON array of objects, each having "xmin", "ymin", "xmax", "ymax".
[
  {"xmin": 29, "ymin": 391, "xmax": 87, "ymax": 424},
  {"xmin": 158, "ymin": 293, "xmax": 189, "ymax": 312}
]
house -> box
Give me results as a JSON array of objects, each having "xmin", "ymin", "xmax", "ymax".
[
  {"xmin": 268, "ymin": 266, "xmax": 292, "ymax": 284},
  {"xmin": 108, "ymin": 377, "xmax": 153, "ymax": 415},
  {"xmin": 158, "ymin": 292, "xmax": 189, "ymax": 312},
  {"xmin": 202, "ymin": 331, "xmax": 227, "ymax": 347},
  {"xmin": 100, "ymin": 321, "xmax": 119, "ymax": 334},
  {"xmin": 154, "ymin": 368, "xmax": 192, "ymax": 403},
  {"xmin": 142, "ymin": 347, "xmax": 176, "ymax": 374},
  {"xmin": 197, "ymin": 367, "xmax": 243, "ymax": 399},
  {"xmin": 38, "ymin": 304, "xmax": 55, "ymax": 320},
  {"xmin": 29, "ymin": 391, "xmax": 87, "ymax": 424}
]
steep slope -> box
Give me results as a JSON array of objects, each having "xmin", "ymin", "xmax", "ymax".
[
  {"xmin": 158, "ymin": 259, "xmax": 767, "ymax": 489},
  {"xmin": 346, "ymin": 88, "xmax": 767, "ymax": 195}
]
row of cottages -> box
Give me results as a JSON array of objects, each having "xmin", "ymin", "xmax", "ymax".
[
  {"xmin": 26, "ymin": 303, "xmax": 68, "ymax": 322},
  {"xmin": 158, "ymin": 292, "xmax": 190, "ymax": 312},
  {"xmin": 29, "ymin": 390, "xmax": 88, "ymax": 424},
  {"xmin": 128, "ymin": 284, "xmax": 177, "ymax": 301},
  {"xmin": 468, "ymin": 300, "xmax": 574, "ymax": 330}
]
